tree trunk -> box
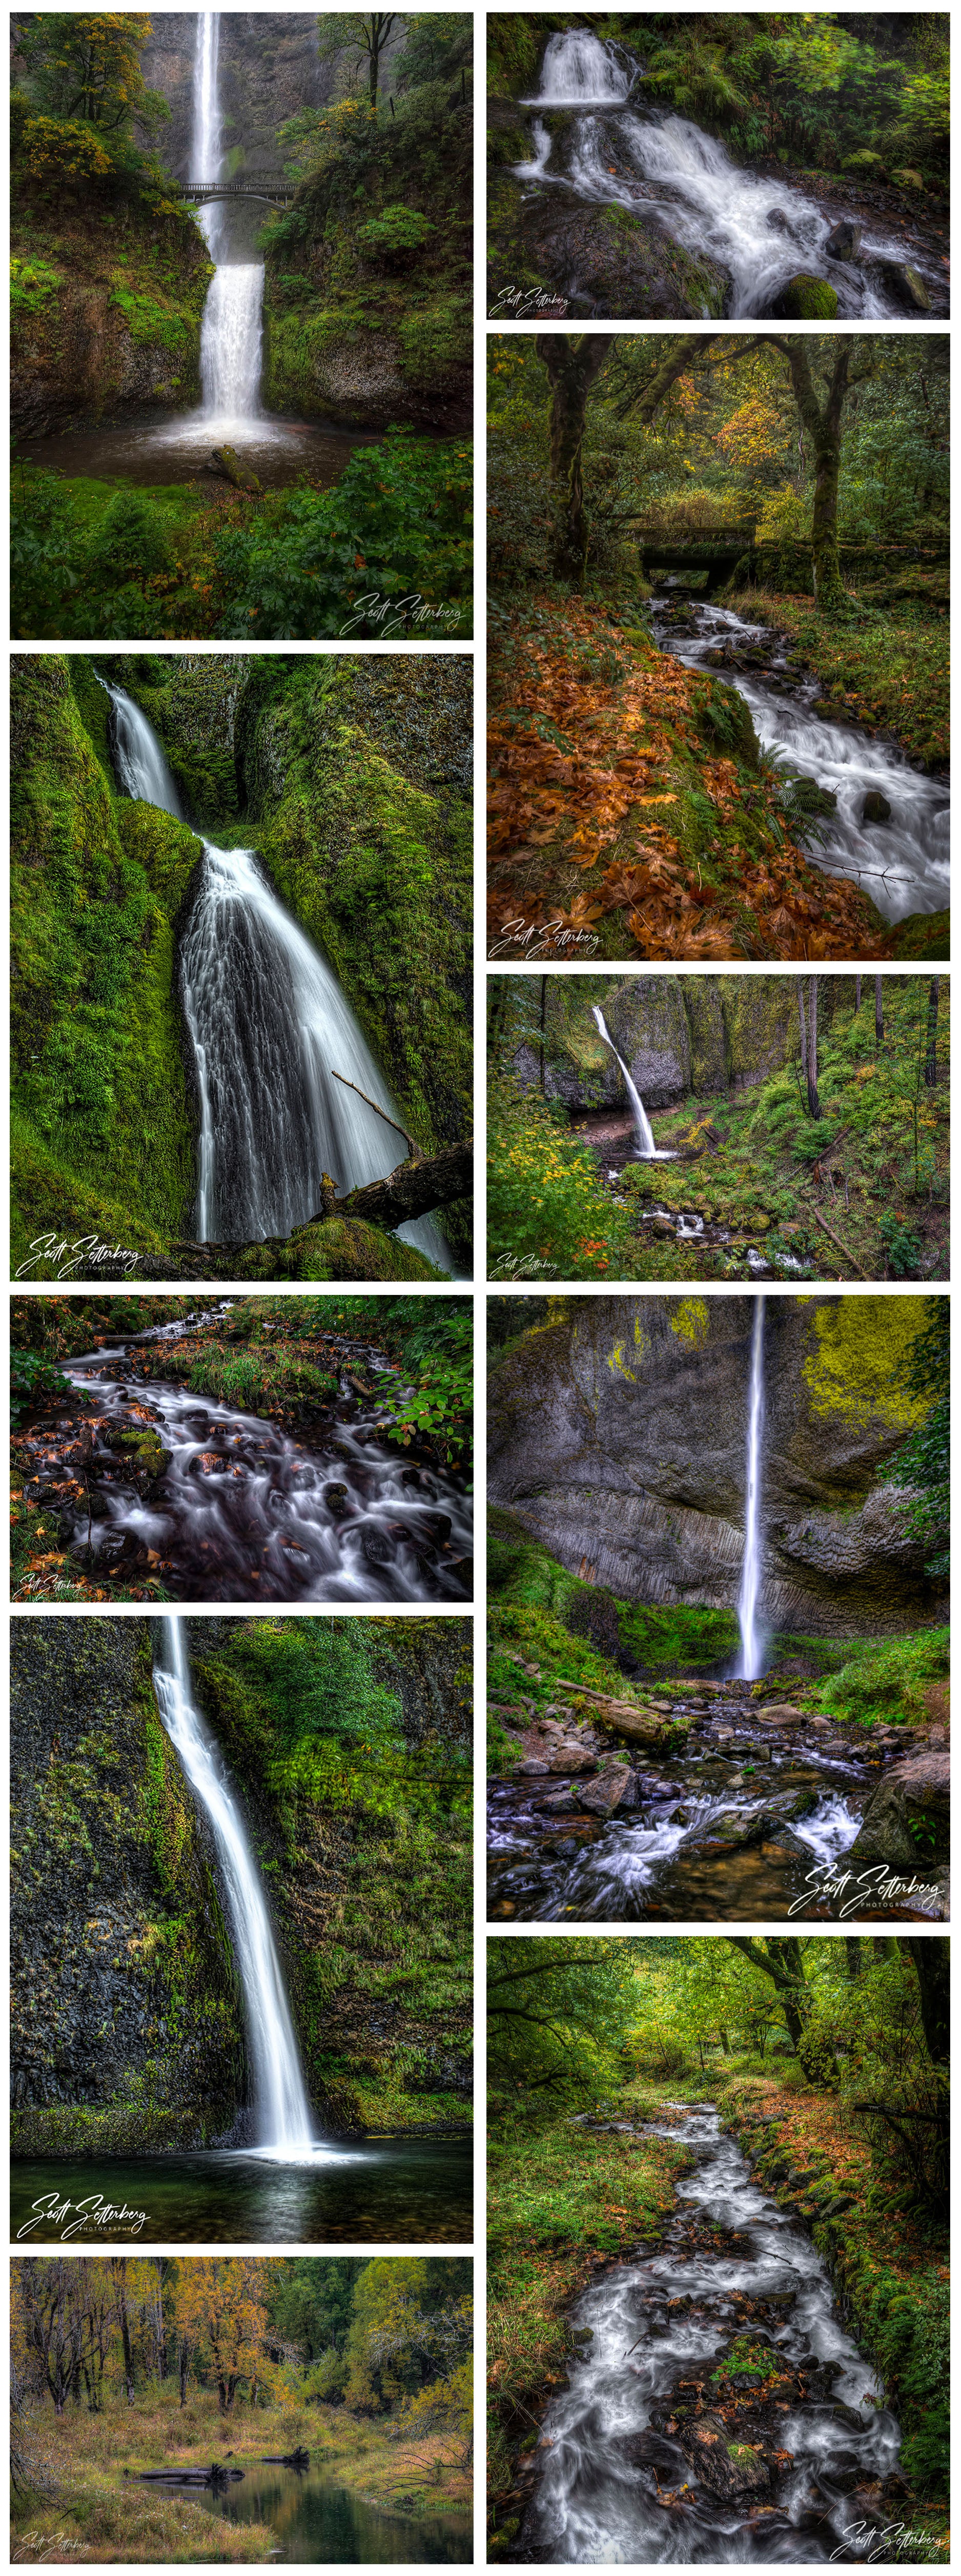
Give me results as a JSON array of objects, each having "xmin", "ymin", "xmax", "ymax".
[
  {"xmin": 855, "ymin": 975, "xmax": 861, "ymax": 1013},
  {"xmin": 797, "ymin": 982, "xmax": 809, "ymax": 1091},
  {"xmin": 729, "ymin": 1937, "xmax": 809, "ymax": 2051},
  {"xmin": 925, "ymin": 976, "xmax": 940, "ymax": 1085},
  {"xmin": 539, "ymin": 976, "xmax": 547, "ymax": 1094},
  {"xmin": 807, "ymin": 977, "xmax": 820, "ymax": 1118},
  {"xmin": 764, "ymin": 342, "xmax": 852, "ymax": 616},
  {"xmin": 337, "ymin": 1141, "xmax": 471, "ymax": 1231},
  {"xmin": 536, "ymin": 334, "xmax": 615, "ymax": 582},
  {"xmin": 179, "ymin": 2348, "xmax": 190, "ymax": 2406},
  {"xmin": 899, "ymin": 1937, "xmax": 949, "ymax": 2068},
  {"xmin": 844, "ymin": 1937, "xmax": 863, "ymax": 1981},
  {"xmin": 875, "ymin": 975, "xmax": 884, "ymax": 1048}
]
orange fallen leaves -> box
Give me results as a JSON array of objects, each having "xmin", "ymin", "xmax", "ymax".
[{"xmin": 488, "ymin": 596, "xmax": 890, "ymax": 961}]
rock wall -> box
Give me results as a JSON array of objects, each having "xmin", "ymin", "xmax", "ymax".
[
  {"xmin": 10, "ymin": 1618, "xmax": 246, "ymax": 2153},
  {"xmin": 141, "ymin": 13, "xmax": 407, "ymax": 179},
  {"xmin": 509, "ymin": 975, "xmax": 859, "ymax": 1111},
  {"xmin": 11, "ymin": 1616, "xmax": 473, "ymax": 2155},
  {"xmin": 487, "ymin": 1296, "xmax": 943, "ymax": 1636}
]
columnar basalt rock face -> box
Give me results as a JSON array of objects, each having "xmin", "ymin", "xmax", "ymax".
[
  {"xmin": 10, "ymin": 1618, "xmax": 246, "ymax": 2151},
  {"xmin": 487, "ymin": 1297, "xmax": 940, "ymax": 1636},
  {"xmin": 511, "ymin": 976, "xmax": 860, "ymax": 1112}
]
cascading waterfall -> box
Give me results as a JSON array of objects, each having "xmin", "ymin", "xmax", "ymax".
[
  {"xmin": 515, "ymin": 29, "xmax": 931, "ymax": 319},
  {"xmin": 193, "ymin": 9, "xmax": 264, "ymax": 431},
  {"xmin": 591, "ymin": 1006, "xmax": 675, "ymax": 1160},
  {"xmin": 153, "ymin": 1616, "xmax": 316, "ymax": 2157},
  {"xmin": 737, "ymin": 1294, "xmax": 766, "ymax": 1679},
  {"xmin": 100, "ymin": 680, "xmax": 454, "ymax": 1268}
]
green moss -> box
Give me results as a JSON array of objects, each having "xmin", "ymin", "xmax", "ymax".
[
  {"xmin": 776, "ymin": 275, "xmax": 840, "ymax": 319},
  {"xmin": 803, "ymin": 1300, "xmax": 927, "ymax": 1433}
]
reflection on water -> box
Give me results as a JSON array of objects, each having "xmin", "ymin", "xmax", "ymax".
[
  {"xmin": 189, "ymin": 2459, "xmax": 472, "ymax": 2562},
  {"xmin": 11, "ymin": 2138, "xmax": 473, "ymax": 2246},
  {"xmin": 19, "ymin": 413, "xmax": 380, "ymax": 493}
]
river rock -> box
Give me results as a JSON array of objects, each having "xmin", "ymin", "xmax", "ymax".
[
  {"xmin": 825, "ymin": 219, "xmax": 863, "ymax": 260},
  {"xmin": 877, "ymin": 260, "xmax": 932, "ymax": 312},
  {"xmin": 766, "ymin": 273, "xmax": 839, "ymax": 319},
  {"xmin": 577, "ymin": 1766, "xmax": 633, "ymax": 1816},
  {"xmin": 845, "ymin": 1745, "xmax": 950, "ymax": 1869},
  {"xmin": 862, "ymin": 789, "xmax": 891, "ymax": 824}
]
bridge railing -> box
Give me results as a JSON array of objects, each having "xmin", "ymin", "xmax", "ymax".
[{"xmin": 177, "ymin": 177, "xmax": 296, "ymax": 195}]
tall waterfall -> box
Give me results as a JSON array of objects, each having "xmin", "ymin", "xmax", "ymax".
[
  {"xmin": 192, "ymin": 9, "xmax": 263, "ymax": 428},
  {"xmin": 737, "ymin": 1296, "xmax": 766, "ymax": 1679},
  {"xmin": 100, "ymin": 679, "xmax": 454, "ymax": 1267},
  {"xmin": 591, "ymin": 1008, "xmax": 676, "ymax": 1160},
  {"xmin": 153, "ymin": 1616, "xmax": 315, "ymax": 2156}
]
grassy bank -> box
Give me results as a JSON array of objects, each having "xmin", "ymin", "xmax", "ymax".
[
  {"xmin": 11, "ymin": 2389, "xmax": 469, "ymax": 2565},
  {"xmin": 727, "ymin": 591, "xmax": 949, "ymax": 770}
]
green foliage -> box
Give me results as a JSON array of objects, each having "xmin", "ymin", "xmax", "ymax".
[
  {"xmin": 357, "ymin": 202, "xmax": 432, "ymax": 257},
  {"xmin": 10, "ymin": 253, "xmax": 62, "ymax": 310},
  {"xmin": 809, "ymin": 1628, "xmax": 949, "ymax": 1730},
  {"xmin": 213, "ymin": 431, "xmax": 472, "ymax": 640},
  {"xmin": 10, "ymin": 1348, "xmax": 81, "ymax": 1427},
  {"xmin": 488, "ymin": 1938, "xmax": 641, "ymax": 2104},
  {"xmin": 882, "ymin": 1300, "xmax": 949, "ymax": 1577},
  {"xmin": 880, "ymin": 1210, "xmax": 923, "ymax": 1276}
]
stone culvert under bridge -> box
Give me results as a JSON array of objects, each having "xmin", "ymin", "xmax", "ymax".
[{"xmin": 487, "ymin": 1295, "xmax": 943, "ymax": 1636}]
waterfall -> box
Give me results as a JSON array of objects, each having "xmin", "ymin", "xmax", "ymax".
[
  {"xmin": 524, "ymin": 29, "xmax": 633, "ymax": 104},
  {"xmin": 100, "ymin": 679, "xmax": 455, "ymax": 1269},
  {"xmin": 153, "ymin": 1616, "xmax": 315, "ymax": 2156},
  {"xmin": 516, "ymin": 29, "xmax": 926, "ymax": 320},
  {"xmin": 737, "ymin": 1296, "xmax": 766, "ymax": 1679},
  {"xmin": 100, "ymin": 679, "xmax": 183, "ymax": 817},
  {"xmin": 591, "ymin": 1007, "xmax": 676, "ymax": 1160},
  {"xmin": 192, "ymin": 9, "xmax": 263, "ymax": 429}
]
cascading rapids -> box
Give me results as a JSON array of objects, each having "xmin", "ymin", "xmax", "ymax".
[
  {"xmin": 514, "ymin": 28, "xmax": 933, "ymax": 319},
  {"xmin": 99, "ymin": 678, "xmax": 455, "ymax": 1267}
]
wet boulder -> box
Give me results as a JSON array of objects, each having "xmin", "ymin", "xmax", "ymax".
[
  {"xmin": 877, "ymin": 260, "xmax": 932, "ymax": 312},
  {"xmin": 862, "ymin": 789, "xmax": 892, "ymax": 824},
  {"xmin": 846, "ymin": 1745, "xmax": 950, "ymax": 1870},
  {"xmin": 577, "ymin": 1763, "xmax": 633, "ymax": 1816},
  {"xmin": 766, "ymin": 274, "xmax": 839, "ymax": 320},
  {"xmin": 825, "ymin": 219, "xmax": 863, "ymax": 261}
]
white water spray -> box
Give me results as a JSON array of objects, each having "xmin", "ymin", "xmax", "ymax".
[
  {"xmin": 591, "ymin": 1007, "xmax": 676, "ymax": 1159},
  {"xmin": 737, "ymin": 1295, "xmax": 766, "ymax": 1679},
  {"xmin": 153, "ymin": 1617, "xmax": 315, "ymax": 2156},
  {"xmin": 192, "ymin": 9, "xmax": 263, "ymax": 430},
  {"xmin": 523, "ymin": 29, "xmax": 633, "ymax": 105},
  {"xmin": 99, "ymin": 680, "xmax": 454, "ymax": 1268}
]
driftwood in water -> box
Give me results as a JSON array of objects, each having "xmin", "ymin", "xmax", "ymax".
[
  {"xmin": 126, "ymin": 2462, "xmax": 244, "ymax": 2485},
  {"xmin": 259, "ymin": 2448, "xmax": 310, "ymax": 2466},
  {"xmin": 205, "ymin": 444, "xmax": 262, "ymax": 493},
  {"xmin": 336, "ymin": 1142, "xmax": 472, "ymax": 1228}
]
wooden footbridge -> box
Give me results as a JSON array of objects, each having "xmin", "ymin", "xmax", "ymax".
[{"xmin": 176, "ymin": 175, "xmax": 297, "ymax": 207}]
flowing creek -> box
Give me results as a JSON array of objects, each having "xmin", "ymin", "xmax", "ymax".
[
  {"xmin": 652, "ymin": 597, "xmax": 950, "ymax": 926},
  {"xmin": 517, "ymin": 2104, "xmax": 901, "ymax": 2563},
  {"xmin": 103, "ymin": 678, "xmax": 455, "ymax": 1269},
  {"xmin": 19, "ymin": 1320, "xmax": 472, "ymax": 1603},
  {"xmin": 487, "ymin": 1676, "xmax": 939, "ymax": 1924},
  {"xmin": 514, "ymin": 31, "xmax": 947, "ymax": 318}
]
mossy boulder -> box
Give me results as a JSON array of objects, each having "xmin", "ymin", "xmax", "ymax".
[{"xmin": 769, "ymin": 274, "xmax": 839, "ymax": 320}]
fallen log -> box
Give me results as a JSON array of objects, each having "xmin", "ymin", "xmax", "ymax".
[
  {"xmin": 555, "ymin": 1679, "xmax": 684, "ymax": 1743},
  {"xmin": 337, "ymin": 1142, "xmax": 472, "ymax": 1229},
  {"xmin": 811, "ymin": 1206, "xmax": 868, "ymax": 1278},
  {"xmin": 205, "ymin": 443, "xmax": 262, "ymax": 493}
]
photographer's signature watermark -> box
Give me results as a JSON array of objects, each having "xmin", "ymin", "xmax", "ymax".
[
  {"xmin": 16, "ymin": 1232, "xmax": 138, "ymax": 1282},
  {"xmin": 490, "ymin": 284, "xmax": 570, "ymax": 318},
  {"xmin": 339, "ymin": 591, "xmax": 462, "ymax": 639},
  {"xmin": 831, "ymin": 2521, "xmax": 945, "ymax": 2563},
  {"xmin": 790, "ymin": 1861, "xmax": 941, "ymax": 1920},
  {"xmin": 17, "ymin": 2192, "xmax": 150, "ymax": 2242},
  {"xmin": 489, "ymin": 1253, "xmax": 558, "ymax": 1279},
  {"xmin": 488, "ymin": 919, "xmax": 600, "ymax": 959}
]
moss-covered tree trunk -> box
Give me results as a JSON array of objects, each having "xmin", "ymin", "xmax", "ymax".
[
  {"xmin": 763, "ymin": 340, "xmax": 855, "ymax": 617},
  {"xmin": 536, "ymin": 333, "xmax": 614, "ymax": 583}
]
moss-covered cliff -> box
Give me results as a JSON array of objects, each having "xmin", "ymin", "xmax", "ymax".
[
  {"xmin": 11, "ymin": 653, "xmax": 473, "ymax": 1279},
  {"xmin": 487, "ymin": 1295, "xmax": 945, "ymax": 1637},
  {"xmin": 500, "ymin": 975, "xmax": 860, "ymax": 1111},
  {"xmin": 11, "ymin": 1615, "xmax": 473, "ymax": 2156},
  {"xmin": 11, "ymin": 159, "xmax": 212, "ymax": 438}
]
